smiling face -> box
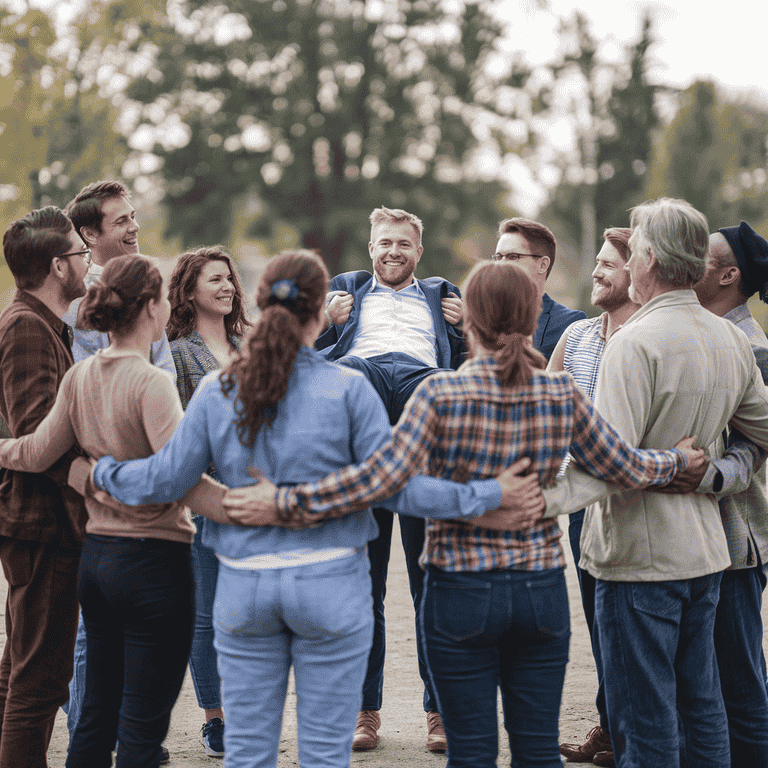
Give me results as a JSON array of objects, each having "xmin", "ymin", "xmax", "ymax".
[
  {"xmin": 591, "ymin": 241, "xmax": 632, "ymax": 311},
  {"xmin": 89, "ymin": 195, "xmax": 140, "ymax": 263},
  {"xmin": 493, "ymin": 231, "xmax": 549, "ymax": 285},
  {"xmin": 368, "ymin": 220, "xmax": 423, "ymax": 290},
  {"xmin": 191, "ymin": 260, "xmax": 235, "ymax": 319}
]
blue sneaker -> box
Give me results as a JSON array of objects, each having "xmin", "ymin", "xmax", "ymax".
[{"xmin": 200, "ymin": 717, "xmax": 225, "ymax": 758}]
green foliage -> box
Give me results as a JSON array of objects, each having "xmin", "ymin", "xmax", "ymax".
[
  {"xmin": 0, "ymin": 2, "xmax": 139, "ymax": 220},
  {"xmin": 645, "ymin": 80, "xmax": 768, "ymax": 231},
  {"xmin": 122, "ymin": 0, "xmax": 523, "ymax": 277},
  {"xmin": 543, "ymin": 14, "xmax": 660, "ymax": 242}
]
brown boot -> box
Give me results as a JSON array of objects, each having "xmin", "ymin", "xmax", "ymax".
[
  {"xmin": 560, "ymin": 726, "xmax": 612, "ymax": 762},
  {"xmin": 592, "ymin": 750, "xmax": 616, "ymax": 767},
  {"xmin": 352, "ymin": 710, "xmax": 381, "ymax": 751},
  {"xmin": 426, "ymin": 711, "xmax": 447, "ymax": 753}
]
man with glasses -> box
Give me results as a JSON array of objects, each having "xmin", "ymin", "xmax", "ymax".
[
  {"xmin": 493, "ymin": 218, "xmax": 585, "ymax": 360},
  {"xmin": 0, "ymin": 207, "xmax": 89, "ymax": 768}
]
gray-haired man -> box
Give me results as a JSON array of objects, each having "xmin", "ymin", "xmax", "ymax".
[{"xmin": 543, "ymin": 199, "xmax": 768, "ymax": 767}]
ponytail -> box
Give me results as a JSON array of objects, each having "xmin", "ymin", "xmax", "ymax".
[
  {"xmin": 221, "ymin": 250, "xmax": 328, "ymax": 447},
  {"xmin": 463, "ymin": 260, "xmax": 546, "ymax": 388}
]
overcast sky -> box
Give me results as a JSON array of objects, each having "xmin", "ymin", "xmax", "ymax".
[{"xmin": 501, "ymin": 0, "xmax": 767, "ymax": 103}]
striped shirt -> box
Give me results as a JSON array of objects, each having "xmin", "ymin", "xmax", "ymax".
[
  {"xmin": 277, "ymin": 357, "xmax": 688, "ymax": 572},
  {"xmin": 562, "ymin": 313, "xmax": 608, "ymax": 400},
  {"xmin": 347, "ymin": 275, "xmax": 438, "ymax": 367}
]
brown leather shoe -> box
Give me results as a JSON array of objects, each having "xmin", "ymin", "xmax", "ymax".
[
  {"xmin": 560, "ymin": 726, "xmax": 612, "ymax": 762},
  {"xmin": 593, "ymin": 750, "xmax": 616, "ymax": 767},
  {"xmin": 352, "ymin": 710, "xmax": 381, "ymax": 751},
  {"xmin": 426, "ymin": 711, "xmax": 447, "ymax": 753}
]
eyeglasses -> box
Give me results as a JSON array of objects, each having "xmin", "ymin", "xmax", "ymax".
[
  {"xmin": 59, "ymin": 248, "xmax": 92, "ymax": 265},
  {"xmin": 492, "ymin": 251, "xmax": 544, "ymax": 262}
]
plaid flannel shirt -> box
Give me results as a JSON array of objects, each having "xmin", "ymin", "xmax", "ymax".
[
  {"xmin": 0, "ymin": 291, "xmax": 86, "ymax": 545},
  {"xmin": 278, "ymin": 358, "xmax": 686, "ymax": 572}
]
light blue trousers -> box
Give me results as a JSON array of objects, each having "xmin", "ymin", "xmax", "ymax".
[{"xmin": 213, "ymin": 549, "xmax": 373, "ymax": 768}]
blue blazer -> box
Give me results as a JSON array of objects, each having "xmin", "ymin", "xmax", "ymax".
[
  {"xmin": 535, "ymin": 293, "xmax": 586, "ymax": 362},
  {"xmin": 316, "ymin": 271, "xmax": 465, "ymax": 371}
]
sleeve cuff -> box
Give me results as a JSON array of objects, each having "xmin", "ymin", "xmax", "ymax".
[
  {"xmin": 696, "ymin": 462, "xmax": 721, "ymax": 494},
  {"xmin": 468, "ymin": 479, "xmax": 502, "ymax": 515}
]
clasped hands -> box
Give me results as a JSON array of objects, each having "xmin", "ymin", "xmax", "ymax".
[
  {"xmin": 221, "ymin": 458, "xmax": 546, "ymax": 532},
  {"xmin": 221, "ymin": 436, "xmax": 710, "ymax": 529}
]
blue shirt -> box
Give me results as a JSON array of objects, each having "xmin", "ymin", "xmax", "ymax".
[{"xmin": 94, "ymin": 348, "xmax": 502, "ymax": 560}]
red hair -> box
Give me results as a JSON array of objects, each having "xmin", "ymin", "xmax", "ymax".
[{"xmin": 464, "ymin": 260, "xmax": 546, "ymax": 387}]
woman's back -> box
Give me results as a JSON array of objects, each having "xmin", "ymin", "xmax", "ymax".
[
  {"xmin": 65, "ymin": 348, "xmax": 194, "ymax": 542},
  {"xmin": 187, "ymin": 348, "xmax": 382, "ymax": 559}
]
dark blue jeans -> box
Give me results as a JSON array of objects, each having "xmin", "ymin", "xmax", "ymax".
[
  {"xmin": 66, "ymin": 535, "xmax": 194, "ymax": 768},
  {"xmin": 336, "ymin": 353, "xmax": 449, "ymax": 425},
  {"xmin": 421, "ymin": 566, "xmax": 570, "ymax": 768},
  {"xmin": 596, "ymin": 573, "xmax": 729, "ymax": 768},
  {"xmin": 363, "ymin": 507, "xmax": 435, "ymax": 712},
  {"xmin": 189, "ymin": 517, "xmax": 222, "ymax": 710},
  {"xmin": 568, "ymin": 510, "xmax": 607, "ymax": 729},
  {"xmin": 338, "ymin": 352, "xmax": 447, "ymax": 713},
  {"xmin": 714, "ymin": 562, "xmax": 768, "ymax": 767}
]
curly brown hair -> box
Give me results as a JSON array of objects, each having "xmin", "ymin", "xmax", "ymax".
[
  {"xmin": 463, "ymin": 260, "xmax": 546, "ymax": 387},
  {"xmin": 221, "ymin": 250, "xmax": 329, "ymax": 447},
  {"xmin": 166, "ymin": 246, "xmax": 251, "ymax": 342}
]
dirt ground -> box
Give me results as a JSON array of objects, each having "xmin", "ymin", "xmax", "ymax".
[{"xmin": 2, "ymin": 514, "xmax": 761, "ymax": 766}]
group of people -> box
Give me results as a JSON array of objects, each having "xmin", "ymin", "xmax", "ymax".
[{"xmin": 0, "ymin": 181, "xmax": 766, "ymax": 768}]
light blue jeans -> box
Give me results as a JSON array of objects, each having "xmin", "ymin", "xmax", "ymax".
[
  {"xmin": 63, "ymin": 613, "xmax": 87, "ymax": 737},
  {"xmin": 189, "ymin": 516, "xmax": 222, "ymax": 710},
  {"xmin": 213, "ymin": 549, "xmax": 373, "ymax": 768}
]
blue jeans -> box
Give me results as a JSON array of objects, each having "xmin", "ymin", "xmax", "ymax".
[
  {"xmin": 213, "ymin": 550, "xmax": 373, "ymax": 768},
  {"xmin": 714, "ymin": 563, "xmax": 768, "ymax": 767},
  {"xmin": 63, "ymin": 614, "xmax": 87, "ymax": 736},
  {"xmin": 65, "ymin": 520, "xmax": 223, "ymax": 730},
  {"xmin": 596, "ymin": 573, "xmax": 729, "ymax": 768},
  {"xmin": 66, "ymin": 535, "xmax": 194, "ymax": 768},
  {"xmin": 363, "ymin": 506, "xmax": 435, "ymax": 712},
  {"xmin": 336, "ymin": 353, "xmax": 449, "ymax": 426},
  {"xmin": 189, "ymin": 517, "xmax": 221, "ymax": 710},
  {"xmin": 568, "ymin": 510, "xmax": 607, "ymax": 729},
  {"xmin": 338, "ymin": 352, "xmax": 446, "ymax": 713},
  {"xmin": 421, "ymin": 566, "xmax": 570, "ymax": 768}
]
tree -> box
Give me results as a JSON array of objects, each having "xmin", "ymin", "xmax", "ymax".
[
  {"xmin": 122, "ymin": 0, "xmax": 534, "ymax": 277},
  {"xmin": 536, "ymin": 12, "xmax": 662, "ymax": 310},
  {"xmin": 2, "ymin": 2, "xmax": 143, "ymax": 210},
  {"xmin": 645, "ymin": 80, "xmax": 768, "ymax": 231}
]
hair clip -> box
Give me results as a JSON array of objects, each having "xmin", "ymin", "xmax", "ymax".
[{"xmin": 269, "ymin": 279, "xmax": 299, "ymax": 303}]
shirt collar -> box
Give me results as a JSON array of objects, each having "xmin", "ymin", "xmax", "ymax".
[
  {"xmin": 370, "ymin": 272, "xmax": 421, "ymax": 295},
  {"xmin": 15, "ymin": 290, "xmax": 68, "ymax": 338},
  {"xmin": 723, "ymin": 302, "xmax": 751, "ymax": 326},
  {"xmin": 598, "ymin": 311, "xmax": 609, "ymax": 341},
  {"xmin": 623, "ymin": 289, "xmax": 699, "ymax": 328}
]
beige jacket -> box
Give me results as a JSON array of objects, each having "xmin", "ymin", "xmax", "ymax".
[{"xmin": 543, "ymin": 290, "xmax": 768, "ymax": 582}]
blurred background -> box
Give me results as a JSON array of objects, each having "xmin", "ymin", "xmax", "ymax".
[{"xmin": 2, "ymin": 0, "xmax": 767, "ymax": 320}]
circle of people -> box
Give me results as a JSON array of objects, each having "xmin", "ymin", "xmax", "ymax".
[{"xmin": 0, "ymin": 180, "xmax": 767, "ymax": 768}]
